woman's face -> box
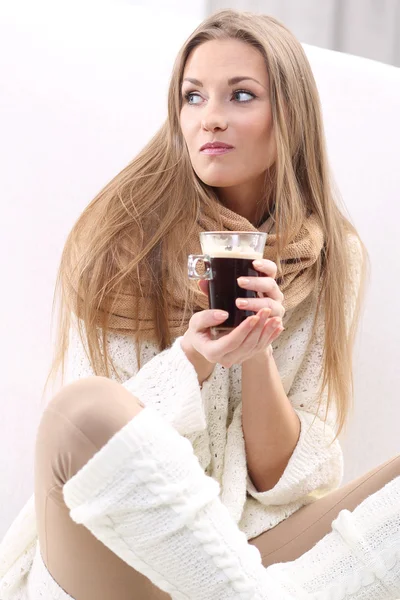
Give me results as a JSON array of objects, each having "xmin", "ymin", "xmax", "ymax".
[{"xmin": 180, "ymin": 39, "xmax": 276, "ymax": 192}]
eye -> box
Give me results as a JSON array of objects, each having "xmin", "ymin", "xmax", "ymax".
[
  {"xmin": 233, "ymin": 90, "xmax": 255, "ymax": 103},
  {"xmin": 184, "ymin": 92, "xmax": 203, "ymax": 105}
]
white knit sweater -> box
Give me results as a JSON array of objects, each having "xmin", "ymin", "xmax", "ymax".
[
  {"xmin": 2, "ymin": 234, "xmax": 391, "ymax": 600},
  {"xmin": 67, "ymin": 286, "xmax": 345, "ymax": 539}
]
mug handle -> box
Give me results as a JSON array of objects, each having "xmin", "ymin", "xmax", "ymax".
[{"xmin": 188, "ymin": 254, "xmax": 212, "ymax": 280}]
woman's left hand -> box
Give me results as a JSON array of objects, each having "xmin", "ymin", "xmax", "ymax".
[{"xmin": 236, "ymin": 258, "xmax": 285, "ymax": 320}]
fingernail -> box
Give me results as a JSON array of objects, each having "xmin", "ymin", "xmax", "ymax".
[
  {"xmin": 239, "ymin": 278, "xmax": 250, "ymax": 285},
  {"xmin": 237, "ymin": 299, "xmax": 248, "ymax": 307},
  {"xmin": 214, "ymin": 311, "xmax": 229, "ymax": 319},
  {"xmin": 253, "ymin": 260, "xmax": 263, "ymax": 267}
]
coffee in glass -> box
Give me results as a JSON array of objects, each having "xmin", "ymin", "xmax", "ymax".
[{"xmin": 188, "ymin": 231, "xmax": 268, "ymax": 337}]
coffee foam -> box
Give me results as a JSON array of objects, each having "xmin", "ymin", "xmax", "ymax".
[
  {"xmin": 201, "ymin": 240, "xmax": 263, "ymax": 260},
  {"xmin": 207, "ymin": 251, "xmax": 263, "ymax": 259}
]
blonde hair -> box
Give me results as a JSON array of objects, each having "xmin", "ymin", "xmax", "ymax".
[{"xmin": 44, "ymin": 9, "xmax": 368, "ymax": 436}]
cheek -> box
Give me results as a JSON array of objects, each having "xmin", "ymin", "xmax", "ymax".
[
  {"xmin": 244, "ymin": 111, "xmax": 274, "ymax": 150},
  {"xmin": 235, "ymin": 112, "xmax": 275, "ymax": 173},
  {"xmin": 180, "ymin": 111, "xmax": 196, "ymax": 150}
]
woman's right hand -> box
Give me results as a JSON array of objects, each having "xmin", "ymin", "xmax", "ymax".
[{"xmin": 180, "ymin": 307, "xmax": 283, "ymax": 385}]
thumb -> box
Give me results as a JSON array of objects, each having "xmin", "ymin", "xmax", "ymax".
[{"xmin": 191, "ymin": 308, "xmax": 229, "ymax": 332}]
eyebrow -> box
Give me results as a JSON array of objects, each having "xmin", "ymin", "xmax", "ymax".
[{"xmin": 182, "ymin": 76, "xmax": 265, "ymax": 87}]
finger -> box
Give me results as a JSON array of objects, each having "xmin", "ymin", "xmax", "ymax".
[
  {"xmin": 189, "ymin": 309, "xmax": 229, "ymax": 333},
  {"xmin": 237, "ymin": 276, "xmax": 284, "ymax": 302},
  {"xmin": 204, "ymin": 311, "xmax": 267, "ymax": 363},
  {"xmin": 237, "ymin": 315, "xmax": 283, "ymax": 363},
  {"xmin": 256, "ymin": 317, "xmax": 283, "ymax": 350},
  {"xmin": 235, "ymin": 297, "xmax": 285, "ymax": 318},
  {"xmin": 197, "ymin": 280, "xmax": 209, "ymax": 296},
  {"xmin": 220, "ymin": 308, "xmax": 272, "ymax": 366},
  {"xmin": 252, "ymin": 258, "xmax": 278, "ymax": 279},
  {"xmin": 270, "ymin": 322, "xmax": 284, "ymax": 344}
]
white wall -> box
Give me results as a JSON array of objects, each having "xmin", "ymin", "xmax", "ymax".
[
  {"xmin": 128, "ymin": 0, "xmax": 206, "ymax": 20},
  {"xmin": 0, "ymin": 0, "xmax": 201, "ymax": 538},
  {"xmin": 208, "ymin": 0, "xmax": 400, "ymax": 67}
]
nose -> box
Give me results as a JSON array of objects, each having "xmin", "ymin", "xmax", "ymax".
[{"xmin": 201, "ymin": 103, "xmax": 228, "ymax": 132}]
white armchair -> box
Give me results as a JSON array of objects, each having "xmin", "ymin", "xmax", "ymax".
[
  {"xmin": 304, "ymin": 43, "xmax": 400, "ymax": 479},
  {"xmin": 1, "ymin": 1, "xmax": 399, "ymax": 538}
]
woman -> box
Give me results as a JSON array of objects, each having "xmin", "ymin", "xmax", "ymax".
[{"xmin": 1, "ymin": 8, "xmax": 399, "ymax": 600}]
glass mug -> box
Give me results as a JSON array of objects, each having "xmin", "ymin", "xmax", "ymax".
[{"xmin": 188, "ymin": 231, "xmax": 268, "ymax": 338}]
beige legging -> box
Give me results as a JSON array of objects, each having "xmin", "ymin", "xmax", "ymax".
[{"xmin": 34, "ymin": 376, "xmax": 400, "ymax": 600}]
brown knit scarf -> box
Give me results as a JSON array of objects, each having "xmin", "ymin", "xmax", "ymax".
[{"xmin": 72, "ymin": 203, "xmax": 324, "ymax": 340}]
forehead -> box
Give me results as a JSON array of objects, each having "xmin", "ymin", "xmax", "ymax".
[{"xmin": 183, "ymin": 39, "xmax": 268, "ymax": 84}]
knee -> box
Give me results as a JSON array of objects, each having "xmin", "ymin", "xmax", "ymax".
[{"xmin": 45, "ymin": 376, "xmax": 144, "ymax": 452}]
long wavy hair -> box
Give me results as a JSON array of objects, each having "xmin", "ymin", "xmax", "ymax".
[{"xmin": 44, "ymin": 9, "xmax": 368, "ymax": 436}]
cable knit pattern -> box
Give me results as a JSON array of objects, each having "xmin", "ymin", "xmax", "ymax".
[
  {"xmin": 265, "ymin": 474, "xmax": 400, "ymax": 599},
  {"xmin": 62, "ymin": 407, "xmax": 277, "ymax": 600},
  {"xmin": 35, "ymin": 408, "xmax": 400, "ymax": 599}
]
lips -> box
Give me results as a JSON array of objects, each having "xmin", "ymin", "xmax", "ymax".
[
  {"xmin": 200, "ymin": 142, "xmax": 233, "ymax": 151},
  {"xmin": 200, "ymin": 141, "xmax": 234, "ymax": 156}
]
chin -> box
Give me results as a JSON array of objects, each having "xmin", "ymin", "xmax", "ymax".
[
  {"xmin": 200, "ymin": 177, "xmax": 238, "ymax": 188},
  {"xmin": 194, "ymin": 168, "xmax": 243, "ymax": 188}
]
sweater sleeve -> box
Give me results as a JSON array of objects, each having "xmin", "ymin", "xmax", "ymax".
[
  {"xmin": 246, "ymin": 234, "xmax": 364, "ymax": 506},
  {"xmin": 65, "ymin": 318, "xmax": 215, "ymax": 437},
  {"xmin": 122, "ymin": 337, "xmax": 214, "ymax": 436}
]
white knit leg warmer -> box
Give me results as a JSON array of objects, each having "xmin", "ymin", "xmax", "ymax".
[
  {"xmin": 62, "ymin": 407, "xmax": 290, "ymax": 600},
  {"xmin": 63, "ymin": 407, "xmax": 400, "ymax": 600},
  {"xmin": 268, "ymin": 472, "xmax": 400, "ymax": 600}
]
